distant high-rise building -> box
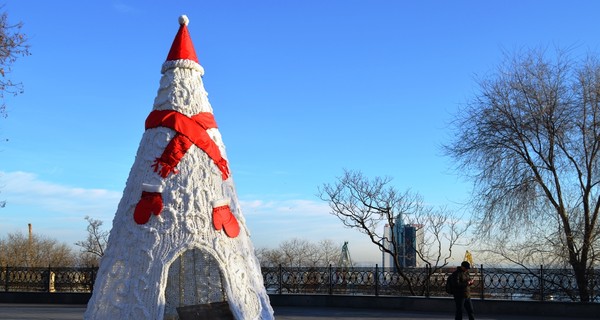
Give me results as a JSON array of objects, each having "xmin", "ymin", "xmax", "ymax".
[
  {"xmin": 403, "ymin": 223, "xmax": 424, "ymax": 268},
  {"xmin": 382, "ymin": 214, "xmax": 424, "ymax": 269}
]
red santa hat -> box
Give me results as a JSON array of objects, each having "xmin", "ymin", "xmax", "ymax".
[{"xmin": 166, "ymin": 15, "xmax": 199, "ymax": 63}]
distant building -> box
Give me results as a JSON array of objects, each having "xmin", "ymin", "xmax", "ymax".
[{"xmin": 382, "ymin": 213, "xmax": 424, "ymax": 269}]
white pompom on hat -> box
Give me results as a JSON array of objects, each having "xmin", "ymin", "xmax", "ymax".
[{"xmin": 178, "ymin": 15, "xmax": 189, "ymax": 26}]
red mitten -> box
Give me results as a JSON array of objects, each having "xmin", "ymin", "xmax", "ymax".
[
  {"xmin": 134, "ymin": 191, "xmax": 163, "ymax": 224},
  {"xmin": 212, "ymin": 200, "xmax": 240, "ymax": 238}
]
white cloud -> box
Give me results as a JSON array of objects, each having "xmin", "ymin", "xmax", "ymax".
[
  {"xmin": 112, "ymin": 3, "xmax": 137, "ymax": 14},
  {"xmin": 240, "ymin": 198, "xmax": 330, "ymax": 216},
  {"xmin": 0, "ymin": 171, "xmax": 121, "ymax": 247},
  {"xmin": 239, "ymin": 197, "xmax": 382, "ymax": 264},
  {"xmin": 1, "ymin": 171, "xmax": 121, "ymax": 219}
]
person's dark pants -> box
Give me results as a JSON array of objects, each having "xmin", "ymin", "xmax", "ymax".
[{"xmin": 454, "ymin": 295, "xmax": 475, "ymax": 320}]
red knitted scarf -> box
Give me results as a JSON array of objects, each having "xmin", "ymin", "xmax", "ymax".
[{"xmin": 145, "ymin": 110, "xmax": 230, "ymax": 180}]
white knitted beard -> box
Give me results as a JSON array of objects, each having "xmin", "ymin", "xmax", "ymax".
[{"xmin": 83, "ymin": 59, "xmax": 273, "ymax": 320}]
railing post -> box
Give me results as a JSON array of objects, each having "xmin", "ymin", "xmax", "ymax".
[
  {"xmin": 375, "ymin": 264, "xmax": 379, "ymax": 296},
  {"xmin": 90, "ymin": 267, "xmax": 96, "ymax": 293},
  {"xmin": 5, "ymin": 265, "xmax": 8, "ymax": 292},
  {"xmin": 278, "ymin": 264, "xmax": 282, "ymax": 295},
  {"xmin": 425, "ymin": 263, "xmax": 430, "ymax": 298},
  {"xmin": 590, "ymin": 267, "xmax": 595, "ymax": 302},
  {"xmin": 480, "ymin": 264, "xmax": 484, "ymax": 300},
  {"xmin": 46, "ymin": 265, "xmax": 51, "ymax": 292},
  {"xmin": 327, "ymin": 263, "xmax": 333, "ymax": 295},
  {"xmin": 540, "ymin": 264, "xmax": 544, "ymax": 302}
]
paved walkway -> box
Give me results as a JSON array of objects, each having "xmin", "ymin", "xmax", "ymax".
[
  {"xmin": 273, "ymin": 306, "xmax": 589, "ymax": 320},
  {"xmin": 0, "ymin": 304, "xmax": 592, "ymax": 320}
]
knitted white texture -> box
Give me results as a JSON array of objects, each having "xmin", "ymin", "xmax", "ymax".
[{"xmin": 84, "ymin": 58, "xmax": 273, "ymax": 319}]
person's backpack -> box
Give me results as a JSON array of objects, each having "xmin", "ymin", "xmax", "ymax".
[{"xmin": 445, "ymin": 271, "xmax": 458, "ymax": 295}]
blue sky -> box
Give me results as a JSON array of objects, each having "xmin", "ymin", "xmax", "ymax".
[{"xmin": 2, "ymin": 1, "xmax": 600, "ymax": 264}]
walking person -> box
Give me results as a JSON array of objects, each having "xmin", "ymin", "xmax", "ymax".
[{"xmin": 452, "ymin": 261, "xmax": 475, "ymax": 320}]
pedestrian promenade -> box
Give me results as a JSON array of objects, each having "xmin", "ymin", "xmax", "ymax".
[{"xmin": 0, "ymin": 304, "xmax": 595, "ymax": 320}]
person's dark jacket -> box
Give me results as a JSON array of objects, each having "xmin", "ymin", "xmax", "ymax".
[{"xmin": 453, "ymin": 266, "xmax": 472, "ymax": 298}]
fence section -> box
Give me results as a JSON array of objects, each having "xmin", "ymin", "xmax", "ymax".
[
  {"xmin": 480, "ymin": 266, "xmax": 597, "ymax": 301},
  {"xmin": 0, "ymin": 266, "xmax": 95, "ymax": 293},
  {"xmin": 262, "ymin": 265, "xmax": 600, "ymax": 302}
]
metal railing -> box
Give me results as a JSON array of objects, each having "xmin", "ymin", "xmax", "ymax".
[
  {"xmin": 0, "ymin": 265, "xmax": 597, "ymax": 302},
  {"xmin": 0, "ymin": 266, "xmax": 95, "ymax": 293},
  {"xmin": 261, "ymin": 264, "xmax": 600, "ymax": 302}
]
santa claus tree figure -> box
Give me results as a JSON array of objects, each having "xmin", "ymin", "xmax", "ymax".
[{"xmin": 84, "ymin": 15, "xmax": 274, "ymax": 320}]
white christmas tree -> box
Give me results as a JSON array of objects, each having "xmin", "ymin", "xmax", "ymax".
[{"xmin": 84, "ymin": 15, "xmax": 274, "ymax": 320}]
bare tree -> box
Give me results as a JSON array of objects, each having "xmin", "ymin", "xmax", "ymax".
[
  {"xmin": 410, "ymin": 206, "xmax": 471, "ymax": 275},
  {"xmin": 256, "ymin": 238, "xmax": 343, "ymax": 268},
  {"xmin": 0, "ymin": 6, "xmax": 30, "ymax": 117},
  {"xmin": 318, "ymin": 169, "xmax": 469, "ymax": 295},
  {"xmin": 318, "ymin": 239, "xmax": 341, "ymax": 266},
  {"xmin": 445, "ymin": 47, "xmax": 600, "ymax": 302},
  {"xmin": 0, "ymin": 231, "xmax": 76, "ymax": 267},
  {"xmin": 254, "ymin": 247, "xmax": 275, "ymax": 267},
  {"xmin": 75, "ymin": 216, "xmax": 108, "ymax": 266},
  {"xmin": 279, "ymin": 238, "xmax": 314, "ymax": 268}
]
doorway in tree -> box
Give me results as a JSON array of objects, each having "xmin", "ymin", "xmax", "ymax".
[{"xmin": 163, "ymin": 248, "xmax": 229, "ymax": 319}]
